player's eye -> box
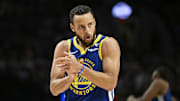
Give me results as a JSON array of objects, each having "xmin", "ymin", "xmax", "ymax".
[
  {"xmin": 88, "ymin": 23, "xmax": 93, "ymax": 27},
  {"xmin": 79, "ymin": 25, "xmax": 85, "ymax": 29}
]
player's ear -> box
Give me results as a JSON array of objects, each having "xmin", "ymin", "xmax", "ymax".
[{"xmin": 70, "ymin": 23, "xmax": 75, "ymax": 32}]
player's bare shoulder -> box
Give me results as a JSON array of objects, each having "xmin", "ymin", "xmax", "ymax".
[
  {"xmin": 54, "ymin": 40, "xmax": 69, "ymax": 58},
  {"xmin": 153, "ymin": 79, "xmax": 169, "ymax": 94},
  {"xmin": 153, "ymin": 79, "xmax": 168, "ymax": 86},
  {"xmin": 56, "ymin": 40, "xmax": 69, "ymax": 50},
  {"xmin": 102, "ymin": 37, "xmax": 120, "ymax": 48},
  {"xmin": 101, "ymin": 37, "xmax": 120, "ymax": 57}
]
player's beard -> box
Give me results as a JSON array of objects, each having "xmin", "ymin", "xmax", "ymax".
[{"xmin": 77, "ymin": 33, "xmax": 96, "ymax": 47}]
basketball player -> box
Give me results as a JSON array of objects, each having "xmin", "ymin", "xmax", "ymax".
[
  {"xmin": 49, "ymin": 5, "xmax": 121, "ymax": 101},
  {"xmin": 127, "ymin": 67, "xmax": 174, "ymax": 101}
]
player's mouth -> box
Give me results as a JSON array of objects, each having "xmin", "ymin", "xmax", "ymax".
[{"xmin": 85, "ymin": 35, "xmax": 91, "ymax": 41}]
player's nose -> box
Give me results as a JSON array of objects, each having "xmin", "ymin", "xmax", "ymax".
[{"xmin": 84, "ymin": 26, "xmax": 90, "ymax": 33}]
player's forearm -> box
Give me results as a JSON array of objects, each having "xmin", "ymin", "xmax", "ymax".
[
  {"xmin": 81, "ymin": 67, "xmax": 117, "ymax": 91},
  {"xmin": 50, "ymin": 76, "xmax": 73, "ymax": 96}
]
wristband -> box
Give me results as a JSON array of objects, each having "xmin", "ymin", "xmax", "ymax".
[{"xmin": 78, "ymin": 65, "xmax": 85, "ymax": 75}]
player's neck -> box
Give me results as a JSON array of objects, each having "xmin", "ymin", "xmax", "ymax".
[{"xmin": 77, "ymin": 38, "xmax": 88, "ymax": 49}]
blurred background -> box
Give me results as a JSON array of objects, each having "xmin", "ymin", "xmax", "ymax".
[{"xmin": 0, "ymin": 0, "xmax": 180, "ymax": 101}]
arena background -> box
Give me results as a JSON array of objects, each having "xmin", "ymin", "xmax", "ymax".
[{"xmin": 0, "ymin": 0, "xmax": 179, "ymax": 101}]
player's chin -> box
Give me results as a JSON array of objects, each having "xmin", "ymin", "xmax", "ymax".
[{"xmin": 86, "ymin": 39, "xmax": 93, "ymax": 45}]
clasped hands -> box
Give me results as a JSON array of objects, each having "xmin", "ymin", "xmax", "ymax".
[{"xmin": 55, "ymin": 52, "xmax": 83, "ymax": 77}]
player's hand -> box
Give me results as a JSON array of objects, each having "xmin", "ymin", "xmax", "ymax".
[
  {"xmin": 64, "ymin": 52, "xmax": 83, "ymax": 74},
  {"xmin": 54, "ymin": 55, "xmax": 71, "ymax": 71},
  {"xmin": 55, "ymin": 51, "xmax": 83, "ymax": 74},
  {"xmin": 67, "ymin": 72, "xmax": 78, "ymax": 80},
  {"xmin": 127, "ymin": 95, "xmax": 136, "ymax": 101}
]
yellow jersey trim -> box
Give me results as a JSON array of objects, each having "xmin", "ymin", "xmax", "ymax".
[
  {"xmin": 67, "ymin": 39, "xmax": 71, "ymax": 53},
  {"xmin": 73, "ymin": 34, "xmax": 103, "ymax": 55},
  {"xmin": 98, "ymin": 37, "xmax": 108, "ymax": 60}
]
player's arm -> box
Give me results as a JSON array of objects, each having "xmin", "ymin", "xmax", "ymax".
[
  {"xmin": 81, "ymin": 37, "xmax": 120, "ymax": 91},
  {"xmin": 50, "ymin": 40, "xmax": 75, "ymax": 96},
  {"xmin": 128, "ymin": 79, "xmax": 165, "ymax": 101}
]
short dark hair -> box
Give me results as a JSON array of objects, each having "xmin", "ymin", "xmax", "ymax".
[
  {"xmin": 69, "ymin": 5, "xmax": 95, "ymax": 24},
  {"xmin": 155, "ymin": 67, "xmax": 170, "ymax": 81}
]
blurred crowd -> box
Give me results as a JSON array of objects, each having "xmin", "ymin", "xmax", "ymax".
[{"xmin": 0, "ymin": 0, "xmax": 180, "ymax": 101}]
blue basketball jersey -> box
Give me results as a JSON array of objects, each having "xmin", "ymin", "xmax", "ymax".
[
  {"xmin": 61, "ymin": 34, "xmax": 114, "ymax": 101},
  {"xmin": 152, "ymin": 87, "xmax": 172, "ymax": 101}
]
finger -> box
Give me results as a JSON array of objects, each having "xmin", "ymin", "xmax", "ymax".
[
  {"xmin": 56, "ymin": 64, "xmax": 66, "ymax": 67},
  {"xmin": 69, "ymin": 55, "xmax": 77, "ymax": 63},
  {"xmin": 66, "ymin": 52, "xmax": 75, "ymax": 58},
  {"xmin": 56, "ymin": 62, "xmax": 69, "ymax": 67},
  {"xmin": 64, "ymin": 51, "xmax": 70, "ymax": 56},
  {"xmin": 56, "ymin": 63, "xmax": 70, "ymax": 68},
  {"xmin": 59, "ymin": 67, "xmax": 69, "ymax": 71},
  {"xmin": 55, "ymin": 57, "xmax": 70, "ymax": 63},
  {"xmin": 56, "ymin": 64, "xmax": 69, "ymax": 70},
  {"xmin": 55, "ymin": 56, "xmax": 69, "ymax": 61},
  {"xmin": 57, "ymin": 61, "xmax": 70, "ymax": 66}
]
